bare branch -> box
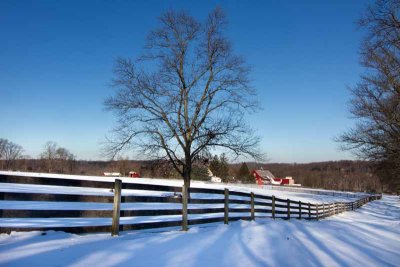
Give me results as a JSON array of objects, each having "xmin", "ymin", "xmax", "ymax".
[{"xmin": 105, "ymin": 7, "xmax": 261, "ymax": 188}]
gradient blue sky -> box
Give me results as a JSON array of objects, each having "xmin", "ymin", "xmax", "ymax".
[{"xmin": 0, "ymin": 0, "xmax": 371, "ymax": 162}]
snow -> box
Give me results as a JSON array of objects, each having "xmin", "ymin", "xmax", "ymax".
[
  {"xmin": 0, "ymin": 171, "xmax": 364, "ymax": 228},
  {"xmin": 0, "ymin": 195, "xmax": 399, "ymax": 267},
  {"xmin": 0, "ymin": 171, "xmax": 361, "ymax": 203}
]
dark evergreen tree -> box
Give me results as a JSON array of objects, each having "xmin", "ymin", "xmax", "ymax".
[
  {"xmin": 209, "ymin": 154, "xmax": 230, "ymax": 182},
  {"xmin": 236, "ymin": 162, "xmax": 253, "ymax": 183},
  {"xmin": 191, "ymin": 165, "xmax": 210, "ymax": 181}
]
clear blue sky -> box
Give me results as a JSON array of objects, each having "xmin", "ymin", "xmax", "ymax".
[{"xmin": 0, "ymin": 0, "xmax": 371, "ymax": 162}]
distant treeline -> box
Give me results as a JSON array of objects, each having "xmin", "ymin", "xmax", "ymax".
[
  {"xmin": 245, "ymin": 161, "xmax": 382, "ymax": 193},
  {"xmin": 0, "ymin": 158, "xmax": 386, "ymax": 194}
]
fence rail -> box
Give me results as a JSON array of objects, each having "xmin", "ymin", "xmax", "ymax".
[{"xmin": 0, "ymin": 174, "xmax": 381, "ymax": 235}]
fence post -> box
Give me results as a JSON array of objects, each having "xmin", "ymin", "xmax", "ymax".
[
  {"xmin": 299, "ymin": 201, "xmax": 302, "ymax": 219},
  {"xmin": 250, "ymin": 192, "xmax": 255, "ymax": 220},
  {"xmin": 287, "ymin": 199, "xmax": 291, "ymax": 220},
  {"xmin": 182, "ymin": 185, "xmax": 188, "ymax": 231},
  {"xmin": 224, "ymin": 188, "xmax": 229, "ymax": 224},
  {"xmin": 272, "ymin": 195, "xmax": 276, "ymax": 219},
  {"xmin": 308, "ymin": 202, "xmax": 311, "ymax": 219},
  {"xmin": 316, "ymin": 204, "xmax": 319, "ymax": 219},
  {"xmin": 111, "ymin": 179, "xmax": 122, "ymax": 236},
  {"xmin": 323, "ymin": 203, "xmax": 325, "ymax": 218}
]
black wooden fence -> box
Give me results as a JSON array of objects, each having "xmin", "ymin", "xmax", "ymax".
[{"xmin": 0, "ymin": 174, "xmax": 381, "ymax": 235}]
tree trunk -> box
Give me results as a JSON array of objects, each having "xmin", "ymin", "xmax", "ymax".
[{"xmin": 183, "ymin": 156, "xmax": 192, "ymax": 199}]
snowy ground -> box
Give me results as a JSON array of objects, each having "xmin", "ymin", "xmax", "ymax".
[
  {"xmin": 0, "ymin": 195, "xmax": 398, "ymax": 267},
  {"xmin": 0, "ymin": 171, "xmax": 362, "ymax": 203},
  {"xmin": 0, "ymin": 171, "xmax": 362, "ymax": 228}
]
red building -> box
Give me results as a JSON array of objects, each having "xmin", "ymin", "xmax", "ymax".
[
  {"xmin": 129, "ymin": 171, "xmax": 141, "ymax": 178},
  {"xmin": 252, "ymin": 169, "xmax": 297, "ymax": 186}
]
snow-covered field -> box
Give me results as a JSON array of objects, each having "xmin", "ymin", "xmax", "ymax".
[
  {"xmin": 0, "ymin": 195, "xmax": 399, "ymax": 267},
  {"xmin": 0, "ymin": 171, "xmax": 363, "ymax": 228},
  {"xmin": 0, "ymin": 171, "xmax": 362, "ymax": 203}
]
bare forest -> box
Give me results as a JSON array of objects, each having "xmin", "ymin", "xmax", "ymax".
[{"xmin": 0, "ymin": 157, "xmax": 383, "ymax": 193}]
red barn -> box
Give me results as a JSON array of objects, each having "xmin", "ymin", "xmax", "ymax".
[
  {"xmin": 252, "ymin": 170, "xmax": 281, "ymax": 185},
  {"xmin": 129, "ymin": 171, "xmax": 140, "ymax": 178},
  {"xmin": 252, "ymin": 169, "xmax": 297, "ymax": 186}
]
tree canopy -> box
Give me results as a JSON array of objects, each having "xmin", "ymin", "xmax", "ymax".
[
  {"xmin": 337, "ymin": 0, "xmax": 400, "ymax": 192},
  {"xmin": 105, "ymin": 8, "xmax": 262, "ymax": 189}
]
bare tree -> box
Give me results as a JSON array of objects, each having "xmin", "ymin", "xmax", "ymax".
[
  {"xmin": 0, "ymin": 139, "xmax": 7, "ymax": 169},
  {"xmin": 105, "ymin": 8, "xmax": 262, "ymax": 190},
  {"xmin": 40, "ymin": 142, "xmax": 75, "ymax": 173},
  {"xmin": 0, "ymin": 138, "xmax": 24, "ymax": 170},
  {"xmin": 56, "ymin": 147, "xmax": 75, "ymax": 173},
  {"xmin": 40, "ymin": 141, "xmax": 58, "ymax": 172},
  {"xmin": 117, "ymin": 156, "xmax": 130, "ymax": 177},
  {"xmin": 337, "ymin": 0, "xmax": 400, "ymax": 192},
  {"xmin": 0, "ymin": 139, "xmax": 7, "ymax": 158}
]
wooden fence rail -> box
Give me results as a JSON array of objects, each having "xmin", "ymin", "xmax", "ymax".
[{"xmin": 0, "ymin": 174, "xmax": 381, "ymax": 235}]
